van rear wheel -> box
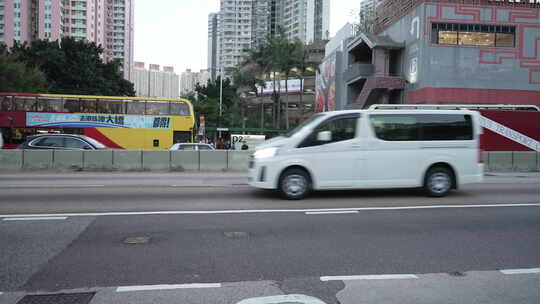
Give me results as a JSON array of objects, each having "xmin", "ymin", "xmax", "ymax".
[
  {"xmin": 424, "ymin": 167, "xmax": 453, "ymax": 197},
  {"xmin": 279, "ymin": 168, "xmax": 311, "ymax": 200}
]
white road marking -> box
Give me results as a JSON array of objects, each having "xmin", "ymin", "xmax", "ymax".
[
  {"xmin": 500, "ymin": 268, "xmax": 540, "ymax": 275},
  {"xmin": 305, "ymin": 211, "xmax": 359, "ymax": 215},
  {"xmin": 321, "ymin": 274, "xmax": 418, "ymax": 281},
  {"xmin": 0, "ymin": 185, "xmax": 105, "ymax": 188},
  {"xmin": 116, "ymin": 283, "xmax": 221, "ymax": 292},
  {"xmin": 236, "ymin": 294, "xmax": 327, "ymax": 304},
  {"xmin": 1, "ymin": 203, "xmax": 540, "ymax": 219},
  {"xmin": 2, "ymin": 217, "xmax": 68, "ymax": 221}
]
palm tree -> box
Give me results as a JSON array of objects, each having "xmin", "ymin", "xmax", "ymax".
[
  {"xmin": 243, "ymin": 35, "xmax": 280, "ymax": 128},
  {"xmin": 293, "ymin": 43, "xmax": 318, "ymax": 118},
  {"xmin": 279, "ymin": 38, "xmax": 305, "ymax": 129}
]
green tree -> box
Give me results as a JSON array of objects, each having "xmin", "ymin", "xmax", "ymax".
[
  {"xmin": 240, "ymin": 28, "xmax": 309, "ymax": 130},
  {"xmin": 10, "ymin": 38, "xmax": 135, "ymax": 96},
  {"xmin": 276, "ymin": 37, "xmax": 305, "ymax": 129},
  {"xmin": 0, "ymin": 52, "xmax": 49, "ymax": 93},
  {"xmin": 232, "ymin": 68, "xmax": 265, "ymax": 130},
  {"xmin": 190, "ymin": 76, "xmax": 236, "ymax": 136}
]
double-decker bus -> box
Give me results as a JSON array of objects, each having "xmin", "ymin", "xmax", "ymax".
[{"xmin": 0, "ymin": 93, "xmax": 195, "ymax": 150}]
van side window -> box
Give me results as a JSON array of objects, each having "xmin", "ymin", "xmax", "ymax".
[
  {"xmin": 370, "ymin": 115, "xmax": 419, "ymax": 141},
  {"xmin": 420, "ymin": 114, "xmax": 473, "ymax": 140},
  {"xmin": 299, "ymin": 116, "xmax": 358, "ymax": 148},
  {"xmin": 370, "ymin": 114, "xmax": 473, "ymax": 141}
]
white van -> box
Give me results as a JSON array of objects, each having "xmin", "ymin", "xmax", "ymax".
[{"xmin": 248, "ymin": 109, "xmax": 484, "ymax": 199}]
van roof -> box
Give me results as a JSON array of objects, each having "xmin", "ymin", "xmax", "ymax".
[{"xmin": 320, "ymin": 109, "xmax": 479, "ymax": 116}]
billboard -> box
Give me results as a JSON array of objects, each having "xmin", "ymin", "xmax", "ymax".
[
  {"xmin": 26, "ymin": 112, "xmax": 171, "ymax": 129},
  {"xmin": 316, "ymin": 52, "xmax": 337, "ymax": 112},
  {"xmin": 255, "ymin": 79, "xmax": 303, "ymax": 95}
]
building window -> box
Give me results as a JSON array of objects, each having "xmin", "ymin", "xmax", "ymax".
[{"xmin": 432, "ymin": 23, "xmax": 515, "ymax": 48}]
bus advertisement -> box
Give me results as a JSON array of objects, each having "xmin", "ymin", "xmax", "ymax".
[{"xmin": 0, "ymin": 93, "xmax": 195, "ymax": 150}]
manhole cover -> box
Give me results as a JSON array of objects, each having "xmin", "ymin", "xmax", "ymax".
[
  {"xmin": 17, "ymin": 293, "xmax": 95, "ymax": 304},
  {"xmin": 448, "ymin": 271, "xmax": 466, "ymax": 277},
  {"xmin": 123, "ymin": 236, "xmax": 150, "ymax": 244},
  {"xmin": 224, "ymin": 232, "xmax": 249, "ymax": 239}
]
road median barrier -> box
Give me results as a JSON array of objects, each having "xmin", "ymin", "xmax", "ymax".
[{"xmin": 0, "ymin": 150, "xmax": 537, "ymax": 172}]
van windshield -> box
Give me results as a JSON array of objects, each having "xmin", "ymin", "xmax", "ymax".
[{"xmin": 285, "ymin": 113, "xmax": 325, "ymax": 137}]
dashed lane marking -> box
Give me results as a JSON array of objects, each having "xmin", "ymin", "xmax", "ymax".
[
  {"xmin": 2, "ymin": 217, "xmax": 68, "ymax": 221},
  {"xmin": 305, "ymin": 211, "xmax": 359, "ymax": 215},
  {"xmin": 500, "ymin": 268, "xmax": 540, "ymax": 275},
  {"xmin": 116, "ymin": 283, "xmax": 222, "ymax": 292},
  {"xmin": 321, "ymin": 274, "xmax": 418, "ymax": 281}
]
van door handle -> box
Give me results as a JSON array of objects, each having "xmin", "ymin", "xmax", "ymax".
[{"xmin": 351, "ymin": 144, "xmax": 362, "ymax": 149}]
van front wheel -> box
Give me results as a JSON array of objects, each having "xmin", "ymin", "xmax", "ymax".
[
  {"xmin": 424, "ymin": 167, "xmax": 453, "ymax": 197},
  {"xmin": 279, "ymin": 168, "xmax": 311, "ymax": 200}
]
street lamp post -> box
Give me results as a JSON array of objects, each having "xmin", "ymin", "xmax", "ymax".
[
  {"xmin": 219, "ymin": 67, "xmax": 223, "ymax": 118},
  {"xmin": 219, "ymin": 67, "xmax": 223, "ymax": 139}
]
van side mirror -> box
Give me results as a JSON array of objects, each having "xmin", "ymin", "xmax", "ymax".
[{"xmin": 317, "ymin": 131, "xmax": 332, "ymax": 142}]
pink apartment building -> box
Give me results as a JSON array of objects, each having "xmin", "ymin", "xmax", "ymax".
[{"xmin": 0, "ymin": 0, "xmax": 134, "ymax": 80}]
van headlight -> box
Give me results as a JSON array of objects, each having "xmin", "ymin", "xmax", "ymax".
[{"xmin": 254, "ymin": 147, "xmax": 279, "ymax": 159}]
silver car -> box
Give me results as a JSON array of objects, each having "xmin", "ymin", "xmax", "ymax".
[{"xmin": 169, "ymin": 143, "xmax": 215, "ymax": 151}]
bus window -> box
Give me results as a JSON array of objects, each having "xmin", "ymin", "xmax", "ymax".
[
  {"xmin": 146, "ymin": 101, "xmax": 169, "ymax": 115},
  {"xmin": 14, "ymin": 96, "xmax": 36, "ymax": 111},
  {"xmin": 97, "ymin": 99, "xmax": 112, "ymax": 113},
  {"xmin": 80, "ymin": 99, "xmax": 97, "ymax": 113},
  {"xmin": 98, "ymin": 99, "xmax": 124, "ymax": 114},
  {"xmin": 37, "ymin": 98, "xmax": 63, "ymax": 112},
  {"xmin": 64, "ymin": 98, "xmax": 80, "ymax": 113},
  {"xmin": 1, "ymin": 96, "xmax": 13, "ymax": 111},
  {"xmin": 126, "ymin": 100, "xmax": 145, "ymax": 114},
  {"xmin": 170, "ymin": 102, "xmax": 190, "ymax": 116}
]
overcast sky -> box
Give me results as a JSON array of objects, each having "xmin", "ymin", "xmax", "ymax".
[{"xmin": 134, "ymin": 0, "xmax": 359, "ymax": 74}]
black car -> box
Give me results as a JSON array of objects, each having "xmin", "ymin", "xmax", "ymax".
[{"xmin": 19, "ymin": 134, "xmax": 108, "ymax": 150}]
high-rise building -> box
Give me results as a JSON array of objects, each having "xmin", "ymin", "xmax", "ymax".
[
  {"xmin": 208, "ymin": 13, "xmax": 219, "ymax": 80},
  {"xmin": 276, "ymin": 0, "xmax": 330, "ymax": 43},
  {"xmin": 0, "ymin": 0, "xmax": 134, "ymax": 80},
  {"xmin": 180, "ymin": 69, "xmax": 211, "ymax": 96},
  {"xmin": 133, "ymin": 62, "xmax": 179, "ymax": 98},
  {"xmin": 208, "ymin": 0, "xmax": 330, "ymax": 79}
]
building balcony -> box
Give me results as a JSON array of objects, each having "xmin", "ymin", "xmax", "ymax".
[{"xmin": 343, "ymin": 64, "xmax": 375, "ymax": 84}]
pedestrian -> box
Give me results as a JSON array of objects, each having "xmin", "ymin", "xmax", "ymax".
[{"xmin": 217, "ymin": 138, "xmax": 225, "ymax": 149}]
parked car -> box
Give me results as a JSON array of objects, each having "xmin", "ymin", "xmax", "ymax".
[
  {"xmin": 248, "ymin": 109, "xmax": 484, "ymax": 200},
  {"xmin": 169, "ymin": 143, "xmax": 215, "ymax": 151},
  {"xmin": 19, "ymin": 134, "xmax": 108, "ymax": 150}
]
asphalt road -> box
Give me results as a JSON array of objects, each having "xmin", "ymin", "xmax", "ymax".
[
  {"xmin": 1, "ymin": 172, "xmax": 540, "ymax": 214},
  {"xmin": 0, "ymin": 172, "xmax": 539, "ymax": 304}
]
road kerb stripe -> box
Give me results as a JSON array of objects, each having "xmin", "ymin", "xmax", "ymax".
[
  {"xmin": 116, "ymin": 283, "xmax": 222, "ymax": 292},
  {"xmin": 321, "ymin": 274, "xmax": 418, "ymax": 281},
  {"xmin": 2, "ymin": 217, "xmax": 68, "ymax": 221},
  {"xmin": 1, "ymin": 203, "xmax": 540, "ymax": 219},
  {"xmin": 500, "ymin": 268, "xmax": 540, "ymax": 275},
  {"xmin": 306, "ymin": 211, "xmax": 359, "ymax": 215}
]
